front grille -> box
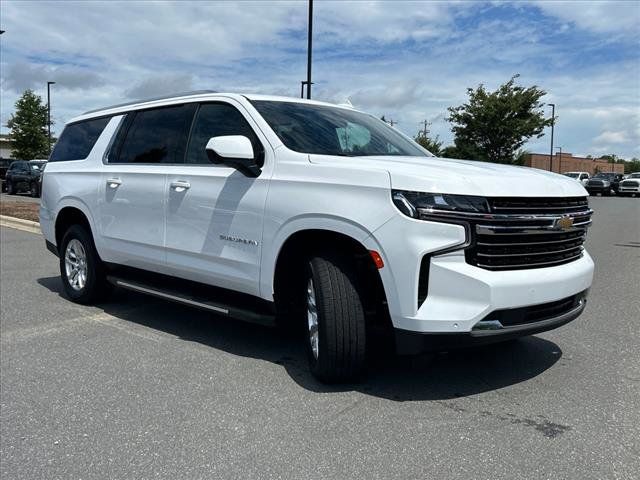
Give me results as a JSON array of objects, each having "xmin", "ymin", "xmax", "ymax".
[
  {"xmin": 620, "ymin": 180, "xmax": 639, "ymax": 187},
  {"xmin": 587, "ymin": 180, "xmax": 604, "ymax": 187},
  {"xmin": 464, "ymin": 197, "xmax": 592, "ymax": 270}
]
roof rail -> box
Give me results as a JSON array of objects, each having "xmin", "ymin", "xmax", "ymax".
[{"xmin": 82, "ymin": 90, "xmax": 218, "ymax": 115}]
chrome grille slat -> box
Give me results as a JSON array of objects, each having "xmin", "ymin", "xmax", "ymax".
[
  {"xmin": 477, "ymin": 245, "xmax": 583, "ymax": 258},
  {"xmin": 477, "ymin": 235, "xmax": 586, "ymax": 247},
  {"xmin": 475, "ymin": 251, "xmax": 584, "ymax": 269},
  {"xmin": 466, "ymin": 197, "xmax": 592, "ymax": 271}
]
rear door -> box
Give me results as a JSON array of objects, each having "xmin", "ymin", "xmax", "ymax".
[
  {"xmin": 97, "ymin": 104, "xmax": 196, "ymax": 272},
  {"xmin": 163, "ymin": 101, "xmax": 271, "ymax": 296}
]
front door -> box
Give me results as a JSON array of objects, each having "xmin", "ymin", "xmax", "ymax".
[{"xmin": 164, "ymin": 101, "xmax": 271, "ymax": 297}]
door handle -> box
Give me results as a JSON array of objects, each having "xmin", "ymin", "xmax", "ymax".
[
  {"xmin": 170, "ymin": 181, "xmax": 190, "ymax": 193},
  {"xmin": 106, "ymin": 178, "xmax": 122, "ymax": 189}
]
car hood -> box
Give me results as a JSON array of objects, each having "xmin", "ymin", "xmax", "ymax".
[{"xmin": 309, "ymin": 155, "xmax": 588, "ymax": 197}]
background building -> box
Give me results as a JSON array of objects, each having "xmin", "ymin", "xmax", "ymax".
[
  {"xmin": 523, "ymin": 152, "xmax": 624, "ymax": 175},
  {"xmin": 0, "ymin": 134, "xmax": 15, "ymax": 161}
]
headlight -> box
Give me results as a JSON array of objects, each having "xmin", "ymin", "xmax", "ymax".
[{"xmin": 392, "ymin": 190, "xmax": 490, "ymax": 219}]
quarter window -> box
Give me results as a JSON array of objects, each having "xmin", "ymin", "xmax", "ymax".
[
  {"xmin": 185, "ymin": 103, "xmax": 263, "ymax": 165},
  {"xmin": 113, "ymin": 104, "xmax": 196, "ymax": 164},
  {"xmin": 49, "ymin": 116, "xmax": 111, "ymax": 162}
]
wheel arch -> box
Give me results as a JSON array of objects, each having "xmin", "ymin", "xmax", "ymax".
[
  {"xmin": 54, "ymin": 203, "xmax": 96, "ymax": 249},
  {"xmin": 270, "ymin": 226, "xmax": 391, "ymax": 330}
]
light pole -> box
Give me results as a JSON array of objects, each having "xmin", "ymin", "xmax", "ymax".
[
  {"xmin": 47, "ymin": 81, "xmax": 55, "ymax": 154},
  {"xmin": 306, "ymin": 0, "xmax": 313, "ymax": 99},
  {"xmin": 555, "ymin": 146, "xmax": 562, "ymax": 173},
  {"xmin": 548, "ymin": 103, "xmax": 555, "ymax": 172}
]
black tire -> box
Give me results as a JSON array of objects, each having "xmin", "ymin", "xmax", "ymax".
[
  {"xmin": 6, "ymin": 180, "xmax": 14, "ymax": 195},
  {"xmin": 305, "ymin": 251, "xmax": 367, "ymax": 383},
  {"xmin": 59, "ymin": 224, "xmax": 110, "ymax": 304},
  {"xmin": 30, "ymin": 181, "xmax": 39, "ymax": 198},
  {"xmin": 604, "ymin": 188, "xmax": 612, "ymax": 196}
]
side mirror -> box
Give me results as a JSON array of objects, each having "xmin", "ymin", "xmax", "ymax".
[{"xmin": 205, "ymin": 135, "xmax": 261, "ymax": 177}]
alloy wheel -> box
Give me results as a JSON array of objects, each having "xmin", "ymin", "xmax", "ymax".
[
  {"xmin": 307, "ymin": 278, "xmax": 319, "ymax": 359},
  {"xmin": 64, "ymin": 239, "xmax": 88, "ymax": 291}
]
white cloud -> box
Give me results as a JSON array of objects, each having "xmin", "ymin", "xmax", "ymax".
[
  {"xmin": 124, "ymin": 74, "xmax": 195, "ymax": 100},
  {"xmin": 0, "ymin": 1, "xmax": 638, "ymax": 158},
  {"xmin": 534, "ymin": 0, "xmax": 640, "ymax": 33}
]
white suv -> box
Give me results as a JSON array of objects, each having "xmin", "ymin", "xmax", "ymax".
[{"xmin": 40, "ymin": 91, "xmax": 594, "ymax": 382}]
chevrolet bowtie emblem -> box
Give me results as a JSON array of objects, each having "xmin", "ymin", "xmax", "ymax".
[{"xmin": 555, "ymin": 216, "xmax": 574, "ymax": 231}]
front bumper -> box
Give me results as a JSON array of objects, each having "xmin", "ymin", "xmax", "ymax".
[
  {"xmin": 366, "ymin": 213, "xmax": 594, "ymax": 336},
  {"xmin": 586, "ymin": 185, "xmax": 610, "ymax": 194},
  {"xmin": 395, "ymin": 290, "xmax": 588, "ymax": 354},
  {"xmin": 618, "ymin": 186, "xmax": 640, "ymax": 194}
]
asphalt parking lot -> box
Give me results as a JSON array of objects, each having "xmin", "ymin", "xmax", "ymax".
[{"xmin": 1, "ymin": 196, "xmax": 639, "ymax": 479}]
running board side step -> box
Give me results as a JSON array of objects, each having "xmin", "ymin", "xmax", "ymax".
[{"xmin": 106, "ymin": 275, "xmax": 276, "ymax": 327}]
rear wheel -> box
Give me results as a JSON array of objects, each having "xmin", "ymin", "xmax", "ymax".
[
  {"xmin": 30, "ymin": 181, "xmax": 39, "ymax": 198},
  {"xmin": 6, "ymin": 180, "xmax": 14, "ymax": 195},
  {"xmin": 59, "ymin": 224, "xmax": 110, "ymax": 304},
  {"xmin": 304, "ymin": 252, "xmax": 367, "ymax": 383}
]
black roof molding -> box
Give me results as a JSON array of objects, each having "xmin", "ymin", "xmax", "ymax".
[{"xmin": 82, "ymin": 90, "xmax": 218, "ymax": 115}]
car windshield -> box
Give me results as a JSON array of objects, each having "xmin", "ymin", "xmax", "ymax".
[
  {"xmin": 593, "ymin": 173, "xmax": 614, "ymax": 179},
  {"xmin": 564, "ymin": 173, "xmax": 579, "ymax": 179},
  {"xmin": 629, "ymin": 173, "xmax": 640, "ymax": 178},
  {"xmin": 251, "ymin": 100, "xmax": 430, "ymax": 157}
]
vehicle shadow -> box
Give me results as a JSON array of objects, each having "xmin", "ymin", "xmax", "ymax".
[{"xmin": 38, "ymin": 276, "xmax": 563, "ymax": 402}]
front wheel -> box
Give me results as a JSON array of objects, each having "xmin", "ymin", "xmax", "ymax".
[
  {"xmin": 6, "ymin": 180, "xmax": 14, "ymax": 195},
  {"xmin": 59, "ymin": 225, "xmax": 110, "ymax": 304},
  {"xmin": 305, "ymin": 252, "xmax": 367, "ymax": 383}
]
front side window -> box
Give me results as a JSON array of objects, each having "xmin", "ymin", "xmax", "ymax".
[
  {"xmin": 185, "ymin": 103, "xmax": 263, "ymax": 165},
  {"xmin": 251, "ymin": 100, "xmax": 429, "ymax": 157},
  {"xmin": 564, "ymin": 173, "xmax": 579, "ymax": 179},
  {"xmin": 113, "ymin": 104, "xmax": 196, "ymax": 164},
  {"xmin": 49, "ymin": 116, "xmax": 111, "ymax": 162}
]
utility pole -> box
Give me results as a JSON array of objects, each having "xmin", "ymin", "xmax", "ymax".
[
  {"xmin": 419, "ymin": 120, "xmax": 430, "ymax": 137},
  {"xmin": 47, "ymin": 81, "xmax": 56, "ymax": 154},
  {"xmin": 306, "ymin": 0, "xmax": 313, "ymax": 99},
  {"xmin": 555, "ymin": 146, "xmax": 563, "ymax": 173},
  {"xmin": 548, "ymin": 103, "xmax": 555, "ymax": 172}
]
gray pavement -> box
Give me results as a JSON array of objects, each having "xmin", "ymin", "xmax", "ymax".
[
  {"xmin": 0, "ymin": 192, "xmax": 41, "ymax": 204},
  {"xmin": 1, "ymin": 196, "xmax": 639, "ymax": 479}
]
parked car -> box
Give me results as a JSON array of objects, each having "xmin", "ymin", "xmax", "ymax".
[
  {"xmin": 585, "ymin": 172, "xmax": 624, "ymax": 196},
  {"xmin": 40, "ymin": 92, "xmax": 594, "ymax": 382},
  {"xmin": 4, "ymin": 160, "xmax": 47, "ymax": 197},
  {"xmin": 563, "ymin": 171, "xmax": 590, "ymax": 186},
  {"xmin": 618, "ymin": 172, "xmax": 640, "ymax": 197}
]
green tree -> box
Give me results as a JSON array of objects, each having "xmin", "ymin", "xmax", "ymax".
[
  {"xmin": 446, "ymin": 75, "xmax": 553, "ymax": 164},
  {"xmin": 624, "ymin": 158, "xmax": 640, "ymax": 174},
  {"xmin": 440, "ymin": 145, "xmax": 461, "ymax": 159},
  {"xmin": 414, "ymin": 133, "xmax": 443, "ymax": 156},
  {"xmin": 6, "ymin": 90, "xmax": 50, "ymax": 160}
]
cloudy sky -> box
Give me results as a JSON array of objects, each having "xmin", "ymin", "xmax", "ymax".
[{"xmin": 1, "ymin": 0, "xmax": 639, "ymax": 158}]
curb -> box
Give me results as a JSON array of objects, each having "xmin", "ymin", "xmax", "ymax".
[{"xmin": 0, "ymin": 215, "xmax": 42, "ymax": 235}]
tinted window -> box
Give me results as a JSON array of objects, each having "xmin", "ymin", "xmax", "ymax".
[
  {"xmin": 185, "ymin": 103, "xmax": 262, "ymax": 165},
  {"xmin": 49, "ymin": 117, "xmax": 111, "ymax": 162},
  {"xmin": 251, "ymin": 100, "xmax": 428, "ymax": 157},
  {"xmin": 114, "ymin": 104, "xmax": 196, "ymax": 164}
]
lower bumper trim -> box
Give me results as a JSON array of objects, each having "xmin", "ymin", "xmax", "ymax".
[
  {"xmin": 45, "ymin": 240, "xmax": 59, "ymax": 257},
  {"xmin": 395, "ymin": 293, "xmax": 587, "ymax": 355}
]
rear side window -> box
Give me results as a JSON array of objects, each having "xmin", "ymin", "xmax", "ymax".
[
  {"xmin": 49, "ymin": 117, "xmax": 111, "ymax": 162},
  {"xmin": 112, "ymin": 104, "xmax": 196, "ymax": 164},
  {"xmin": 185, "ymin": 103, "xmax": 263, "ymax": 165}
]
